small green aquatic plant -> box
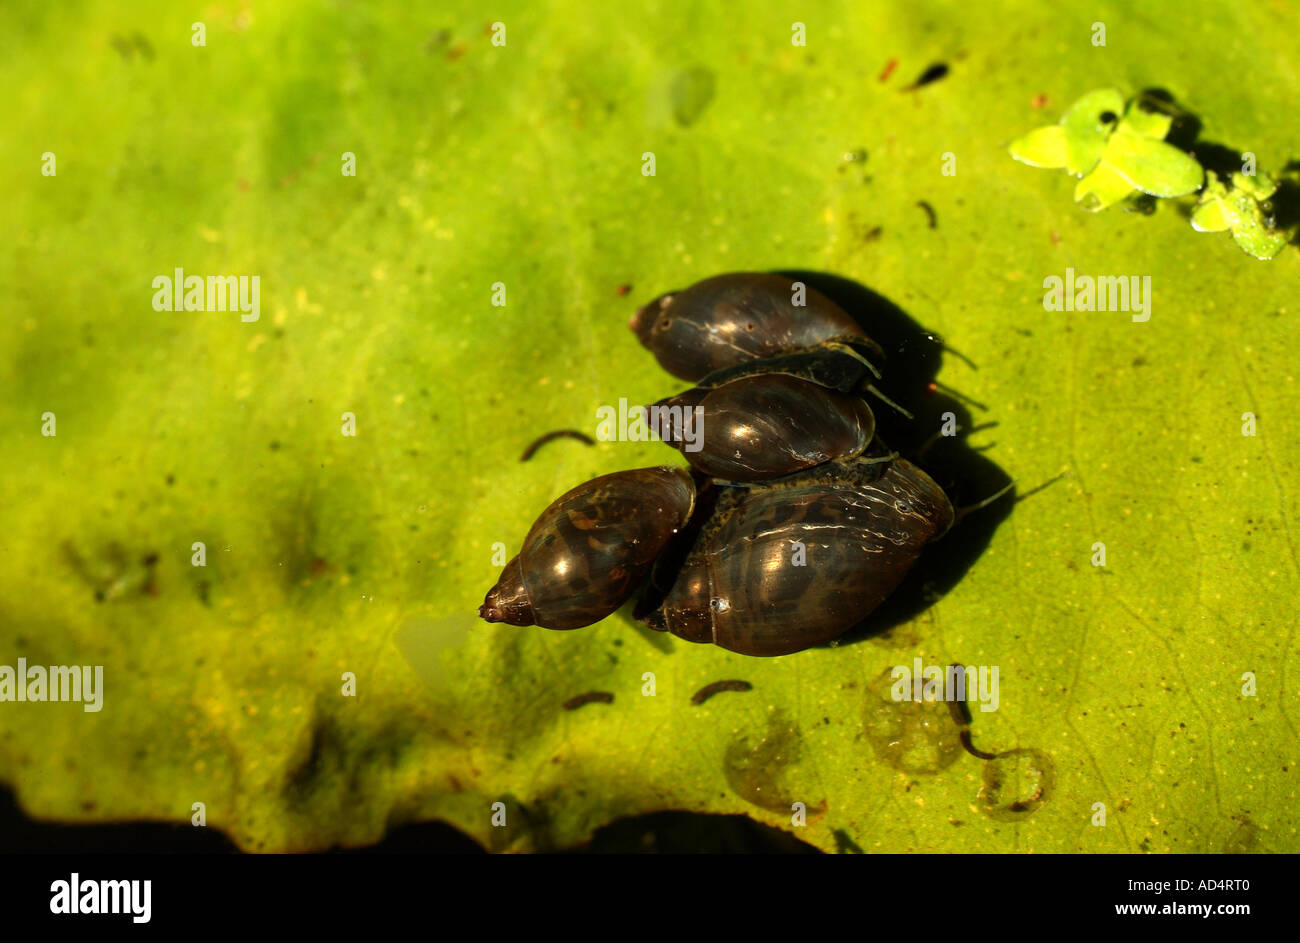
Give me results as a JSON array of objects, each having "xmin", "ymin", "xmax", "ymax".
[
  {"xmin": 1009, "ymin": 88, "xmax": 1292, "ymax": 260},
  {"xmin": 1190, "ymin": 169, "xmax": 1289, "ymax": 261}
]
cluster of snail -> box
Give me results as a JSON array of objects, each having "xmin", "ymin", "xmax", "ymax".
[{"xmin": 479, "ymin": 273, "xmax": 1003, "ymax": 656}]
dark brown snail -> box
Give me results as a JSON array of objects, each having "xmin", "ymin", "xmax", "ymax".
[
  {"xmin": 479, "ymin": 272, "xmax": 1008, "ymax": 657},
  {"xmin": 636, "ymin": 458, "xmax": 954, "ymax": 656},
  {"xmin": 647, "ymin": 373, "xmax": 875, "ymax": 481},
  {"xmin": 629, "ymin": 272, "xmax": 883, "ymax": 383},
  {"xmin": 479, "ymin": 466, "xmax": 695, "ymax": 630}
]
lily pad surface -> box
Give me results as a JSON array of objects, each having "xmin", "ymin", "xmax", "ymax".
[{"xmin": 1, "ymin": 0, "xmax": 1297, "ymax": 853}]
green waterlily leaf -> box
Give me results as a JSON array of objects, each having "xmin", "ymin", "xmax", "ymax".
[
  {"xmin": 2, "ymin": 0, "xmax": 1299, "ymax": 855},
  {"xmin": 1008, "ymin": 88, "xmax": 1125, "ymax": 176},
  {"xmin": 1191, "ymin": 171, "xmax": 1234, "ymax": 232},
  {"xmin": 1235, "ymin": 169, "xmax": 1279, "ymax": 201},
  {"xmin": 1104, "ymin": 134, "xmax": 1204, "ymax": 197},
  {"xmin": 1190, "ymin": 200, "xmax": 1231, "ymax": 232},
  {"xmin": 1059, "ymin": 87, "xmax": 1125, "ymax": 175},
  {"xmin": 1069, "ymin": 96, "xmax": 1203, "ymax": 209},
  {"xmin": 1116, "ymin": 100, "xmax": 1174, "ymax": 141},
  {"xmin": 1074, "ymin": 159, "xmax": 1140, "ymax": 211},
  {"xmin": 1008, "ymin": 124, "xmax": 1070, "ymax": 169},
  {"xmin": 1192, "ymin": 170, "xmax": 1290, "ymax": 259},
  {"xmin": 1230, "ymin": 215, "xmax": 1290, "ymax": 260}
]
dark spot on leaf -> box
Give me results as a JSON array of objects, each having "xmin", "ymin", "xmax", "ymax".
[
  {"xmin": 287, "ymin": 718, "xmax": 336, "ymax": 799},
  {"xmin": 903, "ymin": 62, "xmax": 948, "ymax": 90},
  {"xmin": 131, "ymin": 31, "xmax": 153, "ymax": 60},
  {"xmin": 978, "ymin": 748, "xmax": 1056, "ymax": 820},
  {"xmin": 723, "ymin": 711, "xmax": 801, "ymax": 811},
  {"xmin": 1223, "ymin": 816, "xmax": 1258, "ymax": 853},
  {"xmin": 670, "ymin": 67, "xmax": 715, "ymax": 127},
  {"xmin": 861, "ymin": 669, "xmax": 962, "ymax": 773},
  {"xmin": 832, "ymin": 829, "xmax": 865, "ymax": 853}
]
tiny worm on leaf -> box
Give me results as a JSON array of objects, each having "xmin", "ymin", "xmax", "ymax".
[
  {"xmin": 946, "ymin": 693, "xmax": 972, "ymax": 727},
  {"xmin": 563, "ymin": 691, "xmax": 614, "ymax": 711},
  {"xmin": 959, "ymin": 728, "xmax": 999, "ymax": 761},
  {"xmin": 520, "ymin": 429, "xmax": 595, "ymax": 463},
  {"xmin": 691, "ymin": 679, "xmax": 753, "ymax": 705}
]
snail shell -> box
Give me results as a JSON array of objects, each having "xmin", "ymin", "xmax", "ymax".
[
  {"xmin": 638, "ymin": 458, "xmax": 953, "ymax": 656},
  {"xmin": 480, "ymin": 466, "xmax": 696, "ymax": 630},
  {"xmin": 629, "ymin": 272, "xmax": 882, "ymax": 382},
  {"xmin": 647, "ymin": 373, "xmax": 875, "ymax": 481}
]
